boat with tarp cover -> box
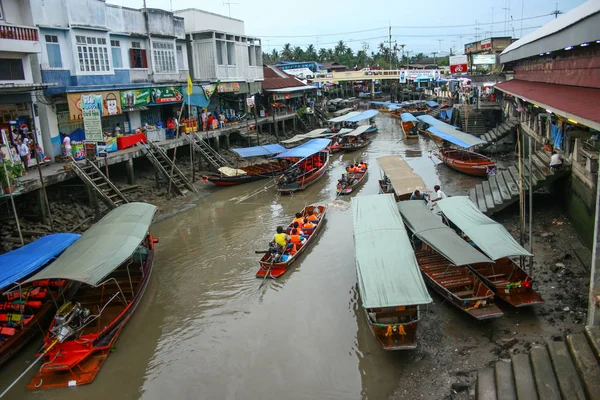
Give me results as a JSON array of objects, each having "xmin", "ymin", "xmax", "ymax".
[
  {"xmin": 437, "ymin": 197, "xmax": 543, "ymax": 307},
  {"xmin": 205, "ymin": 144, "xmax": 287, "ymax": 186},
  {"xmin": 0, "ymin": 234, "xmax": 80, "ymax": 367},
  {"xmin": 328, "ymin": 110, "xmax": 379, "ymax": 137},
  {"xmin": 426, "ymin": 124, "xmax": 495, "ymax": 176},
  {"xmin": 339, "ymin": 125, "xmax": 372, "ymax": 151},
  {"xmin": 328, "ymin": 128, "xmax": 353, "ymax": 152},
  {"xmin": 377, "ymin": 155, "xmax": 428, "ymax": 201},
  {"xmin": 25, "ymin": 203, "xmax": 158, "ymax": 390},
  {"xmin": 275, "ymin": 139, "xmax": 330, "ymax": 194},
  {"xmin": 352, "ymin": 194, "xmax": 432, "ymax": 350},
  {"xmin": 256, "ymin": 203, "xmax": 327, "ymax": 278},
  {"xmin": 398, "ymin": 201, "xmax": 504, "ymax": 320},
  {"xmin": 400, "ymin": 113, "xmax": 419, "ymax": 140}
]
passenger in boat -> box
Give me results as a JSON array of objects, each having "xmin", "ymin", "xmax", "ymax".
[
  {"xmin": 358, "ymin": 161, "xmax": 367, "ymax": 170},
  {"xmin": 292, "ymin": 222, "xmax": 308, "ymax": 239},
  {"xmin": 289, "ymin": 229, "xmax": 306, "ymax": 247},
  {"xmin": 273, "ymin": 226, "xmax": 296, "ymax": 257},
  {"xmin": 550, "ymin": 150, "xmax": 564, "ymax": 170},
  {"xmin": 306, "ymin": 209, "xmax": 319, "ymax": 223},
  {"xmin": 303, "ymin": 218, "xmax": 315, "ymax": 232},
  {"xmin": 429, "ymin": 185, "xmax": 447, "ymax": 202},
  {"xmin": 410, "ymin": 189, "xmax": 427, "ymax": 202},
  {"xmin": 292, "ymin": 212, "xmax": 305, "ymax": 227}
]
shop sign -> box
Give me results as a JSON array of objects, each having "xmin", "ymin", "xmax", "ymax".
[
  {"xmin": 399, "ymin": 70, "xmax": 407, "ymax": 84},
  {"xmin": 473, "ymin": 54, "xmax": 496, "ymax": 65},
  {"xmin": 464, "ymin": 42, "xmax": 476, "ymax": 53},
  {"xmin": 246, "ymin": 96, "xmax": 255, "ymax": 108},
  {"xmin": 121, "ymin": 89, "xmax": 151, "ymax": 108},
  {"xmin": 450, "ymin": 64, "xmax": 468, "ymax": 74},
  {"xmin": 274, "ymin": 93, "xmax": 292, "ymax": 100},
  {"xmin": 450, "ymin": 55, "xmax": 468, "ymax": 66},
  {"xmin": 150, "ymin": 87, "xmax": 183, "ymax": 103},
  {"xmin": 97, "ymin": 141, "xmax": 108, "ymax": 158},
  {"xmin": 481, "ymin": 38, "xmax": 492, "ymax": 50},
  {"xmin": 217, "ymin": 82, "xmax": 240, "ymax": 93},
  {"xmin": 68, "ymin": 90, "xmax": 121, "ymax": 120},
  {"xmin": 81, "ymin": 94, "xmax": 103, "ymax": 142}
]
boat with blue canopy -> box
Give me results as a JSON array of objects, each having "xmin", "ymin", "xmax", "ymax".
[
  {"xmin": 352, "ymin": 194, "xmax": 432, "ymax": 350},
  {"xmin": 341, "ymin": 109, "xmax": 379, "ymax": 136},
  {"xmin": 400, "ymin": 113, "xmax": 419, "ymax": 140},
  {"xmin": 205, "ymin": 144, "xmax": 287, "ymax": 186},
  {"xmin": 274, "ymin": 138, "xmax": 331, "ymax": 193},
  {"xmin": 426, "ymin": 124, "xmax": 496, "ymax": 177},
  {"xmin": 339, "ymin": 125, "xmax": 372, "ymax": 151},
  {"xmin": 0, "ymin": 233, "xmax": 80, "ymax": 367}
]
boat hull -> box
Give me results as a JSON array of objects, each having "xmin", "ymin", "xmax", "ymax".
[
  {"xmin": 340, "ymin": 140, "xmax": 371, "ymax": 152},
  {"xmin": 337, "ymin": 169, "xmax": 367, "ymax": 195},
  {"xmin": 206, "ymin": 164, "xmax": 285, "ymax": 186},
  {"xmin": 256, "ymin": 204, "xmax": 327, "ymax": 278},
  {"xmin": 276, "ymin": 153, "xmax": 329, "ymax": 194},
  {"xmin": 364, "ymin": 307, "xmax": 419, "ymax": 350},
  {"xmin": 436, "ymin": 149, "xmax": 496, "ymax": 177}
]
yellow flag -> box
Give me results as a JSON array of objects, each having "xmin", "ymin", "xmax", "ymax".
[{"xmin": 187, "ymin": 74, "xmax": 193, "ymax": 95}]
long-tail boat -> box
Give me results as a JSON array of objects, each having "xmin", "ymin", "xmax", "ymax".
[
  {"xmin": 0, "ymin": 233, "xmax": 80, "ymax": 367},
  {"xmin": 25, "ymin": 203, "xmax": 158, "ymax": 390},
  {"xmin": 400, "ymin": 113, "xmax": 419, "ymax": 140},
  {"xmin": 377, "ymin": 155, "xmax": 428, "ymax": 201},
  {"xmin": 352, "ymin": 194, "xmax": 432, "ymax": 350},
  {"xmin": 256, "ymin": 203, "xmax": 327, "ymax": 278},
  {"xmin": 330, "ymin": 109, "xmax": 379, "ymax": 138},
  {"xmin": 340, "ymin": 125, "xmax": 372, "ymax": 151},
  {"xmin": 337, "ymin": 163, "xmax": 368, "ymax": 195},
  {"xmin": 426, "ymin": 124, "xmax": 496, "ymax": 176},
  {"xmin": 204, "ymin": 144, "xmax": 287, "ymax": 186},
  {"xmin": 275, "ymin": 139, "xmax": 331, "ymax": 194},
  {"xmin": 437, "ymin": 197, "xmax": 543, "ymax": 307},
  {"xmin": 327, "ymin": 128, "xmax": 353, "ymax": 153},
  {"xmin": 398, "ymin": 201, "xmax": 503, "ymax": 320}
]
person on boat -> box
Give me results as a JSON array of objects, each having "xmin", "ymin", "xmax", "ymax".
[
  {"xmin": 429, "ymin": 185, "xmax": 447, "ymax": 202},
  {"xmin": 292, "ymin": 213, "xmax": 305, "ymax": 228},
  {"xmin": 306, "ymin": 209, "xmax": 319, "ymax": 223},
  {"xmin": 410, "ymin": 190, "xmax": 427, "ymax": 202},
  {"xmin": 359, "ymin": 161, "xmax": 367, "ymax": 170},
  {"xmin": 273, "ymin": 226, "xmax": 296, "ymax": 256},
  {"xmin": 289, "ymin": 229, "xmax": 306, "ymax": 248},
  {"xmin": 303, "ymin": 218, "xmax": 315, "ymax": 232},
  {"xmin": 550, "ymin": 150, "xmax": 564, "ymax": 170},
  {"xmin": 313, "ymin": 157, "xmax": 324, "ymax": 168},
  {"xmin": 292, "ymin": 222, "xmax": 308, "ymax": 239}
]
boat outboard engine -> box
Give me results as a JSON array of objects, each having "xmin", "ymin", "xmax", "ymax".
[
  {"xmin": 50, "ymin": 302, "xmax": 91, "ymax": 343},
  {"xmin": 268, "ymin": 241, "xmax": 283, "ymax": 262}
]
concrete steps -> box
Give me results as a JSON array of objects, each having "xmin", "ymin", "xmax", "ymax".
[
  {"xmin": 476, "ymin": 328, "xmax": 600, "ymax": 400},
  {"xmin": 469, "ymin": 150, "xmax": 570, "ymax": 216}
]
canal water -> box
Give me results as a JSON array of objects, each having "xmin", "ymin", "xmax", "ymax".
[{"xmin": 0, "ymin": 116, "xmax": 485, "ymax": 399}]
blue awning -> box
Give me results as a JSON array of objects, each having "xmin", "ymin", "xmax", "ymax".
[
  {"xmin": 416, "ymin": 115, "xmax": 453, "ymax": 128},
  {"xmin": 426, "ymin": 101, "xmax": 439, "ymax": 107},
  {"xmin": 0, "ymin": 233, "xmax": 80, "ymax": 290},
  {"xmin": 369, "ymin": 101, "xmax": 391, "ymax": 105},
  {"xmin": 274, "ymin": 138, "xmax": 331, "ymax": 159},
  {"xmin": 427, "ymin": 125, "xmax": 486, "ymax": 148},
  {"xmin": 401, "ymin": 113, "xmax": 418, "ymax": 123},
  {"xmin": 344, "ymin": 110, "xmax": 379, "ymax": 122},
  {"xmin": 232, "ymin": 144, "xmax": 286, "ymax": 158},
  {"xmin": 387, "ymin": 104, "xmax": 402, "ymax": 110}
]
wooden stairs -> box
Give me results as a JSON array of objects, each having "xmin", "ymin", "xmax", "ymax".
[
  {"xmin": 70, "ymin": 159, "xmax": 128, "ymax": 210},
  {"xmin": 468, "ymin": 150, "xmax": 570, "ymax": 215},
  {"xmin": 479, "ymin": 118, "xmax": 519, "ymax": 143},
  {"xmin": 186, "ymin": 133, "xmax": 231, "ymax": 171},
  {"xmin": 139, "ymin": 140, "xmax": 197, "ymax": 196},
  {"xmin": 476, "ymin": 326, "xmax": 600, "ymax": 400}
]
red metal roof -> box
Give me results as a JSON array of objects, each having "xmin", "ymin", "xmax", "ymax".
[
  {"xmin": 495, "ymin": 79, "xmax": 600, "ymax": 130},
  {"xmin": 262, "ymin": 65, "xmax": 307, "ymax": 90}
]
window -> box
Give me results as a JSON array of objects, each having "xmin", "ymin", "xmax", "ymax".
[
  {"xmin": 44, "ymin": 34, "xmax": 62, "ymax": 68},
  {"xmin": 176, "ymin": 45, "xmax": 185, "ymax": 70},
  {"xmin": 0, "ymin": 59, "xmax": 25, "ymax": 80},
  {"xmin": 76, "ymin": 35, "xmax": 110, "ymax": 72},
  {"xmin": 111, "ymin": 39, "xmax": 122, "ymax": 68},
  {"xmin": 216, "ymin": 40, "xmax": 224, "ymax": 65},
  {"xmin": 226, "ymin": 42, "xmax": 235, "ymax": 65},
  {"xmin": 131, "ymin": 41, "xmax": 141, "ymax": 49},
  {"xmin": 152, "ymin": 41, "xmax": 176, "ymax": 73},
  {"xmin": 130, "ymin": 48, "xmax": 147, "ymax": 68}
]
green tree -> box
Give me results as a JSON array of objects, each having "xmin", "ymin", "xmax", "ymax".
[
  {"xmin": 318, "ymin": 48, "xmax": 328, "ymax": 62},
  {"xmin": 292, "ymin": 46, "xmax": 304, "ymax": 61},
  {"xmin": 305, "ymin": 44, "xmax": 317, "ymax": 61},
  {"xmin": 281, "ymin": 43, "xmax": 293, "ymax": 60}
]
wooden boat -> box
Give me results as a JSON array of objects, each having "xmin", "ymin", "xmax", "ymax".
[
  {"xmin": 377, "ymin": 155, "xmax": 428, "ymax": 202},
  {"xmin": 435, "ymin": 148, "xmax": 496, "ymax": 177},
  {"xmin": 276, "ymin": 151, "xmax": 329, "ymax": 193},
  {"xmin": 353, "ymin": 195, "xmax": 432, "ymax": 350},
  {"xmin": 400, "ymin": 113, "xmax": 419, "ymax": 140},
  {"xmin": 26, "ymin": 203, "xmax": 157, "ymax": 390},
  {"xmin": 0, "ymin": 234, "xmax": 80, "ymax": 367},
  {"xmin": 340, "ymin": 125, "xmax": 372, "ymax": 151},
  {"xmin": 337, "ymin": 164, "xmax": 368, "ymax": 195},
  {"xmin": 436, "ymin": 196, "xmax": 543, "ymax": 307},
  {"xmin": 256, "ymin": 203, "xmax": 327, "ymax": 278},
  {"xmin": 206, "ymin": 162, "xmax": 285, "ymax": 186},
  {"xmin": 398, "ymin": 200, "xmax": 503, "ymax": 320}
]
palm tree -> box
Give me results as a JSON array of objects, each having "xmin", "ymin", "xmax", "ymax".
[
  {"xmin": 305, "ymin": 44, "xmax": 317, "ymax": 61},
  {"xmin": 270, "ymin": 49, "xmax": 279, "ymax": 62},
  {"xmin": 292, "ymin": 46, "xmax": 304, "ymax": 61},
  {"xmin": 281, "ymin": 43, "xmax": 293, "ymax": 60},
  {"xmin": 318, "ymin": 48, "xmax": 328, "ymax": 62},
  {"xmin": 334, "ymin": 40, "xmax": 347, "ymax": 57}
]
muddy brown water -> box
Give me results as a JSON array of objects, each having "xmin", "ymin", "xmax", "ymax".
[{"xmin": 0, "ymin": 116, "xmax": 502, "ymax": 399}]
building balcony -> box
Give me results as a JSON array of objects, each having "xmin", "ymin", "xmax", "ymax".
[
  {"xmin": 149, "ymin": 70, "xmax": 188, "ymax": 84},
  {"xmin": 214, "ymin": 65, "xmax": 264, "ymax": 83},
  {"xmin": 0, "ymin": 24, "xmax": 41, "ymax": 53}
]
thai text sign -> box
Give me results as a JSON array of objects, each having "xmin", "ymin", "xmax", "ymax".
[
  {"xmin": 68, "ymin": 91, "xmax": 121, "ymax": 120},
  {"xmin": 450, "ymin": 55, "xmax": 468, "ymax": 66},
  {"xmin": 82, "ymin": 94, "xmax": 103, "ymax": 142},
  {"xmin": 473, "ymin": 54, "xmax": 497, "ymax": 65},
  {"xmin": 481, "ymin": 38, "xmax": 492, "ymax": 49},
  {"xmin": 150, "ymin": 87, "xmax": 183, "ymax": 103}
]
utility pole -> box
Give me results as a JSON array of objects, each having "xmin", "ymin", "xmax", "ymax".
[
  {"xmin": 491, "ymin": 7, "xmax": 495, "ymax": 36},
  {"xmin": 474, "ymin": 19, "xmax": 480, "ymax": 42},
  {"xmin": 438, "ymin": 39, "xmax": 442, "ymax": 52},
  {"xmin": 388, "ymin": 23, "xmax": 393, "ymax": 69},
  {"xmin": 399, "ymin": 44, "xmax": 406, "ymax": 70},
  {"xmin": 551, "ymin": 2, "xmax": 563, "ymax": 18},
  {"xmin": 405, "ymin": 51, "xmax": 411, "ymax": 71},
  {"xmin": 432, "ymin": 51, "xmax": 438, "ymax": 66}
]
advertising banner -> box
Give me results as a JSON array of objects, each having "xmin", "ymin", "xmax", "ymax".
[
  {"xmin": 399, "ymin": 70, "xmax": 407, "ymax": 84},
  {"xmin": 473, "ymin": 54, "xmax": 497, "ymax": 65},
  {"xmin": 450, "ymin": 55, "xmax": 468, "ymax": 65},
  {"xmin": 481, "ymin": 38, "xmax": 492, "ymax": 50},
  {"xmin": 68, "ymin": 90, "xmax": 121, "ymax": 120},
  {"xmin": 81, "ymin": 94, "xmax": 103, "ymax": 142},
  {"xmin": 217, "ymin": 82, "xmax": 240, "ymax": 93},
  {"xmin": 150, "ymin": 87, "xmax": 183, "ymax": 104},
  {"xmin": 464, "ymin": 42, "xmax": 476, "ymax": 53},
  {"xmin": 274, "ymin": 93, "xmax": 292, "ymax": 100},
  {"xmin": 121, "ymin": 89, "xmax": 151, "ymax": 109},
  {"xmin": 450, "ymin": 64, "xmax": 468, "ymax": 74}
]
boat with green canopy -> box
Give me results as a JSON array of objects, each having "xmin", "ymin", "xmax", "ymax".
[
  {"xmin": 377, "ymin": 155, "xmax": 428, "ymax": 201},
  {"xmin": 352, "ymin": 194, "xmax": 432, "ymax": 350},
  {"xmin": 437, "ymin": 197, "xmax": 543, "ymax": 307},
  {"xmin": 24, "ymin": 202, "xmax": 158, "ymax": 390},
  {"xmin": 397, "ymin": 200, "xmax": 504, "ymax": 320}
]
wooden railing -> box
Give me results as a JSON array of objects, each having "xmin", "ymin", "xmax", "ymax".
[{"xmin": 0, "ymin": 25, "xmax": 39, "ymax": 41}]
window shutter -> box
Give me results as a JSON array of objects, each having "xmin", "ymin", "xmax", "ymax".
[
  {"xmin": 141, "ymin": 49, "xmax": 148, "ymax": 68},
  {"xmin": 129, "ymin": 49, "xmax": 135, "ymax": 68}
]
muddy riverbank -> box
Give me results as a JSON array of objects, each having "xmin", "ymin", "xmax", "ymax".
[{"xmin": 0, "ymin": 115, "xmax": 590, "ymax": 400}]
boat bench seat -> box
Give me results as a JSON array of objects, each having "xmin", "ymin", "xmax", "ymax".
[
  {"xmin": 486, "ymin": 273, "xmax": 508, "ymax": 279},
  {"xmin": 441, "ymin": 278, "xmax": 473, "ymax": 288},
  {"xmin": 454, "ymin": 290, "xmax": 475, "ymax": 298},
  {"xmin": 430, "ymin": 270, "xmax": 464, "ymax": 279}
]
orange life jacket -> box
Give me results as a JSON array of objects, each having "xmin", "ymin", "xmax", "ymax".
[
  {"xmin": 289, "ymin": 234, "xmax": 303, "ymax": 244},
  {"xmin": 292, "ymin": 218, "xmax": 304, "ymax": 227},
  {"xmin": 307, "ymin": 214, "xmax": 318, "ymax": 222},
  {"xmin": 303, "ymin": 222, "xmax": 315, "ymax": 230}
]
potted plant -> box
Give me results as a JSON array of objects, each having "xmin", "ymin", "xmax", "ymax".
[{"xmin": 0, "ymin": 161, "xmax": 18, "ymax": 194}]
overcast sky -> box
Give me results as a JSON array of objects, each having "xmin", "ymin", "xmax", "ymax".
[{"xmin": 107, "ymin": 0, "xmax": 588, "ymax": 56}]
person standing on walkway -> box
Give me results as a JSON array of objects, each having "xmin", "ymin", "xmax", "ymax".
[
  {"xmin": 201, "ymin": 109, "xmax": 208, "ymax": 132},
  {"xmin": 17, "ymin": 139, "xmax": 29, "ymax": 173}
]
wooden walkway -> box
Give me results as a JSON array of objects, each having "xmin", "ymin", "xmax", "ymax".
[
  {"xmin": 476, "ymin": 326, "xmax": 600, "ymax": 400},
  {"xmin": 469, "ymin": 150, "xmax": 570, "ymax": 215}
]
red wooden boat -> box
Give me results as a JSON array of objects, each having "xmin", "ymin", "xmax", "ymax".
[
  {"xmin": 276, "ymin": 151, "xmax": 329, "ymax": 193},
  {"xmin": 205, "ymin": 161, "xmax": 285, "ymax": 186},
  {"xmin": 435, "ymin": 148, "xmax": 496, "ymax": 177},
  {"xmin": 0, "ymin": 234, "xmax": 80, "ymax": 367},
  {"xmin": 337, "ymin": 164, "xmax": 368, "ymax": 195},
  {"xmin": 256, "ymin": 204, "xmax": 327, "ymax": 278},
  {"xmin": 25, "ymin": 203, "xmax": 157, "ymax": 390}
]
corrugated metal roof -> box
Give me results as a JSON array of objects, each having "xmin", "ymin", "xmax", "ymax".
[
  {"xmin": 495, "ymin": 79, "xmax": 600, "ymax": 131},
  {"xmin": 262, "ymin": 65, "xmax": 308, "ymax": 90}
]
